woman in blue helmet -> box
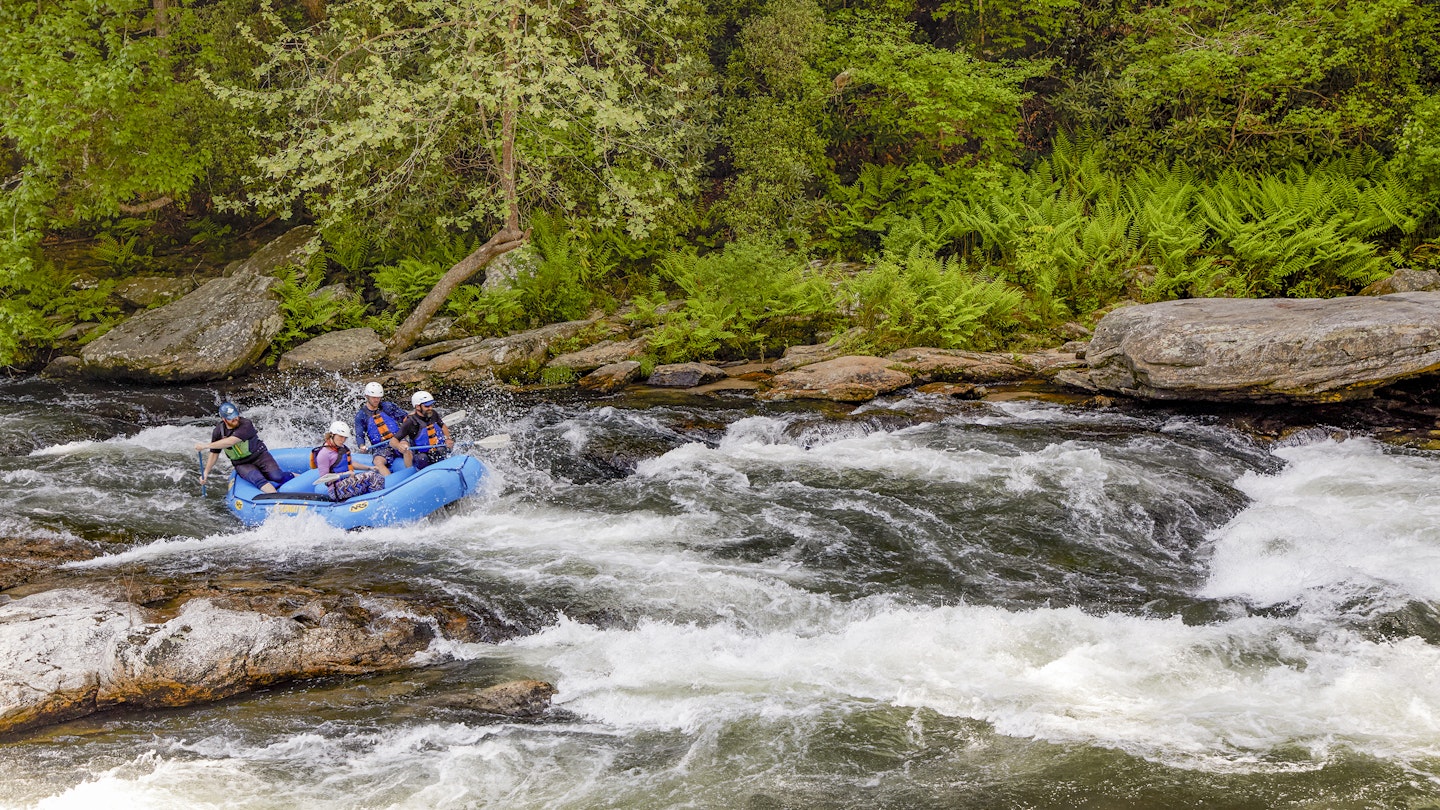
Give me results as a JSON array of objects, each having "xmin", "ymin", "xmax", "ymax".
[{"xmin": 195, "ymin": 402, "xmax": 293, "ymax": 493}]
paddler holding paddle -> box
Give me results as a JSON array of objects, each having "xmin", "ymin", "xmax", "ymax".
[
  {"xmin": 195, "ymin": 402, "xmax": 293, "ymax": 494},
  {"xmin": 394, "ymin": 390, "xmax": 455, "ymax": 471}
]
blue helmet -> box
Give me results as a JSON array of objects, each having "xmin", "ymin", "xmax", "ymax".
[{"xmin": 218, "ymin": 402, "xmax": 240, "ymax": 420}]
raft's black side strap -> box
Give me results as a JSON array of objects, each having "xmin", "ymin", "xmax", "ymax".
[{"xmin": 252, "ymin": 492, "xmax": 333, "ymax": 502}]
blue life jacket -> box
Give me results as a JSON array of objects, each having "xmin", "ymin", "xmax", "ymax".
[
  {"xmin": 412, "ymin": 420, "xmax": 449, "ymax": 452},
  {"xmin": 361, "ymin": 404, "xmax": 404, "ymax": 446},
  {"xmin": 309, "ymin": 445, "xmax": 353, "ymax": 473}
]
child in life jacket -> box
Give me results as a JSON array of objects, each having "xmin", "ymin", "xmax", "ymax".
[{"xmin": 312, "ymin": 421, "xmax": 385, "ymax": 501}]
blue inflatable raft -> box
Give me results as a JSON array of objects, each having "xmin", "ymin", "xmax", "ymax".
[{"xmin": 225, "ymin": 447, "xmax": 487, "ymax": 530}]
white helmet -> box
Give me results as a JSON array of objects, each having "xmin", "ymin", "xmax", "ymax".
[
  {"xmin": 412, "ymin": 390, "xmax": 435, "ymax": 407},
  {"xmin": 363, "ymin": 382, "xmax": 384, "ymax": 398},
  {"xmin": 329, "ymin": 421, "xmax": 352, "ymax": 439}
]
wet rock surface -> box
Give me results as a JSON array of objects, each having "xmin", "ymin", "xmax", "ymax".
[
  {"xmin": 0, "ymin": 588, "xmax": 445, "ymax": 735},
  {"xmin": 0, "ymin": 554, "xmax": 537, "ymax": 736},
  {"xmin": 1087, "ymin": 293, "xmax": 1440, "ymax": 403}
]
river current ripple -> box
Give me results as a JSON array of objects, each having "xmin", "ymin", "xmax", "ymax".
[{"xmin": 2, "ymin": 376, "xmax": 1439, "ymax": 808}]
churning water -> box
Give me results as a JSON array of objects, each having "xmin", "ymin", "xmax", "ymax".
[{"xmin": 2, "ymin": 376, "xmax": 1439, "ymax": 808}]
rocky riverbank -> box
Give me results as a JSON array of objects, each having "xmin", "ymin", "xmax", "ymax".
[
  {"xmin": 42, "ymin": 227, "xmax": 1440, "ymax": 415},
  {"xmin": 11, "ymin": 227, "xmax": 1440, "ymax": 737}
]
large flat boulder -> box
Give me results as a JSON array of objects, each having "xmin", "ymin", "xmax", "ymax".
[
  {"xmin": 79, "ymin": 228, "xmax": 318, "ymax": 382},
  {"xmin": 278, "ymin": 327, "xmax": 386, "ymax": 373},
  {"xmin": 0, "ymin": 588, "xmax": 435, "ymax": 735},
  {"xmin": 547, "ymin": 337, "xmax": 648, "ymax": 373},
  {"xmin": 406, "ymin": 318, "xmax": 598, "ymax": 383},
  {"xmin": 760, "ymin": 355, "xmax": 912, "ymax": 402},
  {"xmin": 647, "ymin": 362, "xmax": 726, "ymax": 388},
  {"xmin": 886, "ymin": 347, "xmax": 1030, "ymax": 383},
  {"xmin": 1086, "ymin": 293, "xmax": 1440, "ymax": 403}
]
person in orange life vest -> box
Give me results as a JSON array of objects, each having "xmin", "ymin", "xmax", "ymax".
[
  {"xmin": 352, "ymin": 381, "xmax": 408, "ymax": 476},
  {"xmin": 312, "ymin": 421, "xmax": 384, "ymax": 501},
  {"xmin": 393, "ymin": 390, "xmax": 454, "ymax": 471},
  {"xmin": 195, "ymin": 401, "xmax": 294, "ymax": 494}
]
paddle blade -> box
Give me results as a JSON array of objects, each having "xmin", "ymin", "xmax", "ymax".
[
  {"xmin": 443, "ymin": 409, "xmax": 468, "ymax": 427},
  {"xmin": 474, "ymin": 433, "xmax": 511, "ymax": 450},
  {"xmin": 316, "ymin": 472, "xmax": 349, "ymax": 485}
]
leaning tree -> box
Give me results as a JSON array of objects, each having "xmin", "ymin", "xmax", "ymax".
[{"xmin": 220, "ymin": 0, "xmax": 708, "ymax": 356}]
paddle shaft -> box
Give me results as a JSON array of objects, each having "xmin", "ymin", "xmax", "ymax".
[{"xmin": 197, "ymin": 450, "xmax": 207, "ymax": 497}]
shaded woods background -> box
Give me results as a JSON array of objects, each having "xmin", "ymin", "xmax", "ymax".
[{"xmin": 3, "ymin": 0, "xmax": 1439, "ymax": 370}]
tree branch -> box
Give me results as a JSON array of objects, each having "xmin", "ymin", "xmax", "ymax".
[
  {"xmin": 116, "ymin": 196, "xmax": 174, "ymax": 215},
  {"xmin": 384, "ymin": 226, "xmax": 530, "ymax": 358}
]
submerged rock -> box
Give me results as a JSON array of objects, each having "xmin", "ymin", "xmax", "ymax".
[
  {"xmin": 425, "ymin": 680, "xmax": 558, "ymax": 717},
  {"xmin": 1087, "ymin": 293, "xmax": 1440, "ymax": 403}
]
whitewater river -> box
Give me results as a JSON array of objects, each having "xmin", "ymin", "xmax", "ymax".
[{"xmin": 2, "ymin": 375, "xmax": 1439, "ymax": 808}]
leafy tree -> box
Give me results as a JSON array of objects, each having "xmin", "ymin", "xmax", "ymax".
[
  {"xmin": 1054, "ymin": 0, "xmax": 1440, "ymax": 171},
  {"xmin": 0, "ymin": 0, "xmax": 256, "ymax": 365},
  {"xmin": 218, "ymin": 0, "xmax": 711, "ymax": 356}
]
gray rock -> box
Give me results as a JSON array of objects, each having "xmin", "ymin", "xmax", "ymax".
[
  {"xmin": 428, "ymin": 680, "xmax": 558, "ymax": 717},
  {"xmin": 480, "ymin": 251, "xmax": 522, "ymax": 292},
  {"xmin": 113, "ymin": 276, "xmax": 195, "ymax": 309},
  {"xmin": 278, "ymin": 327, "xmax": 386, "ymax": 374},
  {"xmin": 80, "ymin": 273, "xmax": 284, "ymax": 382},
  {"xmin": 397, "ymin": 335, "xmax": 487, "ymax": 363},
  {"xmin": 417, "ymin": 316, "xmax": 463, "ymax": 345},
  {"xmin": 646, "ymin": 362, "xmax": 727, "ymax": 388},
  {"xmin": 915, "ymin": 382, "xmax": 985, "ymax": 398},
  {"xmin": 772, "ymin": 342, "xmax": 845, "ymax": 373},
  {"xmin": 547, "ymin": 337, "xmax": 649, "ymax": 373},
  {"xmin": 770, "ymin": 328, "xmax": 865, "ymax": 372},
  {"xmin": 418, "ymin": 318, "xmax": 598, "ymax": 383},
  {"xmin": 1360, "ymin": 268, "xmax": 1440, "ymax": 296},
  {"xmin": 1017, "ymin": 348, "xmax": 1088, "ymax": 377},
  {"xmin": 1087, "ymin": 293, "xmax": 1440, "ymax": 402},
  {"xmin": 39, "ymin": 356, "xmax": 82, "ymax": 379},
  {"xmin": 760, "ymin": 355, "xmax": 912, "ymax": 402},
  {"xmin": 1052, "ymin": 369, "xmax": 1099, "ymax": 392},
  {"xmin": 0, "ymin": 588, "xmax": 435, "ymax": 735},
  {"xmin": 886, "ymin": 348, "xmax": 1030, "ymax": 383},
  {"xmin": 78, "ymin": 229, "xmax": 319, "ymax": 383},
  {"xmin": 580, "ymin": 360, "xmax": 643, "ymax": 392},
  {"xmin": 224, "ymin": 226, "xmax": 321, "ymax": 277}
]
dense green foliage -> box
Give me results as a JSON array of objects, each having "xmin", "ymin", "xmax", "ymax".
[{"xmin": 3, "ymin": 0, "xmax": 1440, "ymax": 368}]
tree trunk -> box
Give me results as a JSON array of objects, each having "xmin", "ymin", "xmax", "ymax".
[
  {"xmin": 154, "ymin": 0, "xmax": 169, "ymax": 56},
  {"xmin": 300, "ymin": 0, "xmax": 326, "ymax": 23},
  {"xmin": 383, "ymin": 12, "xmax": 525, "ymax": 361},
  {"xmin": 384, "ymin": 227, "xmax": 528, "ymax": 359}
]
